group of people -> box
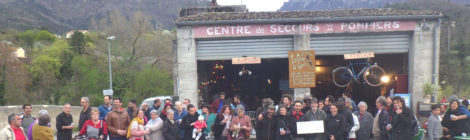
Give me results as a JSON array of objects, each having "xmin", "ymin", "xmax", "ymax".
[{"xmin": 1, "ymin": 92, "xmax": 469, "ymax": 140}]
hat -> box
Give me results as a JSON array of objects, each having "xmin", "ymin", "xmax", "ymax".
[
  {"xmin": 304, "ymin": 93, "xmax": 312, "ymax": 100},
  {"xmin": 198, "ymin": 116, "xmax": 204, "ymax": 121}
]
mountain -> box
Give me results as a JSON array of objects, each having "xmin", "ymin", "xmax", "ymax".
[
  {"xmin": 279, "ymin": 0, "xmax": 469, "ymax": 11},
  {"xmin": 0, "ymin": 0, "xmax": 210, "ymax": 33}
]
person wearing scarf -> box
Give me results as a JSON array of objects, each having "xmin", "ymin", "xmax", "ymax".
[
  {"xmin": 127, "ymin": 109, "xmax": 146, "ymax": 140},
  {"xmin": 288, "ymin": 100, "xmax": 305, "ymax": 140}
]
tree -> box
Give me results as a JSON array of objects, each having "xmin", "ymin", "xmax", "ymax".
[{"xmin": 69, "ymin": 31, "xmax": 86, "ymax": 54}]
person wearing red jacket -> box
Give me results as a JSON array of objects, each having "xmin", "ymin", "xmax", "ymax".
[{"xmin": 79, "ymin": 109, "xmax": 108, "ymax": 139}]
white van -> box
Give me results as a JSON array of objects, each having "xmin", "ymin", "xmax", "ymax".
[{"xmin": 140, "ymin": 96, "xmax": 173, "ymax": 109}]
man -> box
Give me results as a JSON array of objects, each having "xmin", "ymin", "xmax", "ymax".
[
  {"xmin": 324, "ymin": 95, "xmax": 335, "ymax": 115},
  {"xmin": 0, "ymin": 113, "xmax": 27, "ymax": 140},
  {"xmin": 289, "ymin": 100, "xmax": 306, "ymax": 140},
  {"xmin": 230, "ymin": 94, "xmax": 246, "ymax": 116},
  {"xmin": 127, "ymin": 99, "xmax": 138, "ymax": 119},
  {"xmin": 150, "ymin": 99, "xmax": 162, "ymax": 114},
  {"xmin": 142, "ymin": 103, "xmax": 151, "ymax": 121},
  {"xmin": 337, "ymin": 97, "xmax": 354, "ymax": 140},
  {"xmin": 342, "ymin": 92, "xmax": 358, "ymax": 112},
  {"xmin": 183, "ymin": 99, "xmax": 191, "ymax": 109},
  {"xmin": 21, "ymin": 104, "xmax": 35, "ymax": 135},
  {"xmin": 302, "ymin": 94, "xmax": 313, "ymax": 113},
  {"xmin": 211, "ymin": 92, "xmax": 226, "ymax": 114},
  {"xmin": 164, "ymin": 99, "xmax": 172, "ymax": 105},
  {"xmin": 98, "ymin": 95, "xmax": 113, "ymax": 120},
  {"xmin": 56, "ymin": 103, "xmax": 74, "ymax": 140},
  {"xmin": 462, "ymin": 96, "xmax": 469, "ymax": 109},
  {"xmin": 372, "ymin": 96, "xmax": 390, "ymax": 140},
  {"xmin": 304, "ymin": 97, "xmax": 327, "ymax": 140},
  {"xmin": 256, "ymin": 105, "xmax": 277, "ymax": 140},
  {"xmin": 79, "ymin": 97, "xmax": 91, "ymax": 130},
  {"xmin": 181, "ymin": 104, "xmax": 201, "ymax": 140},
  {"xmin": 106, "ymin": 97, "xmax": 131, "ymax": 140}
]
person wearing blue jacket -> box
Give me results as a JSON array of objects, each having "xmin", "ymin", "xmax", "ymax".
[
  {"xmin": 98, "ymin": 95, "xmax": 113, "ymax": 120},
  {"xmin": 174, "ymin": 101, "xmax": 188, "ymax": 139}
]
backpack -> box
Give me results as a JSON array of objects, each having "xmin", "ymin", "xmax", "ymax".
[{"xmin": 411, "ymin": 115, "xmax": 420, "ymax": 136}]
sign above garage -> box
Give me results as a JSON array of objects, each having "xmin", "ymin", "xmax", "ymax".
[{"xmin": 194, "ymin": 20, "xmax": 416, "ymax": 38}]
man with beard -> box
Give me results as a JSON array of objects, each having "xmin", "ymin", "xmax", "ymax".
[
  {"xmin": 304, "ymin": 97, "xmax": 327, "ymax": 140},
  {"xmin": 256, "ymin": 105, "xmax": 277, "ymax": 140}
]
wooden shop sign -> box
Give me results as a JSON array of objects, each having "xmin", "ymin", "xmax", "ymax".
[{"xmin": 289, "ymin": 51, "xmax": 316, "ymax": 88}]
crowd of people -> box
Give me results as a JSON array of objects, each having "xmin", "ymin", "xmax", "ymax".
[{"xmin": 0, "ymin": 92, "xmax": 469, "ymax": 140}]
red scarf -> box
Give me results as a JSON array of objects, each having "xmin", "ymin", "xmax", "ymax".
[{"xmin": 292, "ymin": 110, "xmax": 303, "ymax": 120}]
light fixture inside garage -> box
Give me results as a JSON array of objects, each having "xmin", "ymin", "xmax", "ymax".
[
  {"xmin": 381, "ymin": 75, "xmax": 390, "ymax": 83},
  {"xmin": 239, "ymin": 65, "xmax": 252, "ymax": 76}
]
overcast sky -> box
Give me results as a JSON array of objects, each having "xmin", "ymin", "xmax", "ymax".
[{"xmin": 217, "ymin": 0, "xmax": 290, "ymax": 12}]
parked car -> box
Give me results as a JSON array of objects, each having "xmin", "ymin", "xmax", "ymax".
[{"xmin": 140, "ymin": 96, "xmax": 173, "ymax": 108}]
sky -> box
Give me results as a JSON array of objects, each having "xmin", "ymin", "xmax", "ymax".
[{"xmin": 217, "ymin": 0, "xmax": 290, "ymax": 12}]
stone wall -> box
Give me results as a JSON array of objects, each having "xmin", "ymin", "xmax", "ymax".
[{"xmin": 0, "ymin": 105, "xmax": 92, "ymax": 134}]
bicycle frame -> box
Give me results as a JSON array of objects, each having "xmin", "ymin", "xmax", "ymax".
[{"xmin": 347, "ymin": 60, "xmax": 371, "ymax": 81}]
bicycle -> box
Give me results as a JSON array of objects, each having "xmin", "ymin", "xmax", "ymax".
[{"xmin": 332, "ymin": 58, "xmax": 386, "ymax": 87}]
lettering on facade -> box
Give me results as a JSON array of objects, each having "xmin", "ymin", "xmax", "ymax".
[{"xmin": 194, "ymin": 21, "xmax": 416, "ymax": 38}]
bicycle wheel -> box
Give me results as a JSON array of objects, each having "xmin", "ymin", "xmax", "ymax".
[
  {"xmin": 332, "ymin": 67, "xmax": 353, "ymax": 87},
  {"xmin": 363, "ymin": 65, "xmax": 386, "ymax": 86}
]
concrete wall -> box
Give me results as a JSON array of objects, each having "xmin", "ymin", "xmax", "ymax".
[
  {"xmin": 0, "ymin": 105, "xmax": 85, "ymax": 134},
  {"xmin": 409, "ymin": 20, "xmax": 440, "ymax": 111},
  {"xmin": 175, "ymin": 26, "xmax": 199, "ymax": 108}
]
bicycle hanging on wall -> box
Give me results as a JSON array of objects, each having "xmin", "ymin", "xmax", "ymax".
[{"xmin": 332, "ymin": 52, "xmax": 386, "ymax": 87}]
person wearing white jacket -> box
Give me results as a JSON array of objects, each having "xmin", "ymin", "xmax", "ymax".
[{"xmin": 349, "ymin": 113, "xmax": 360, "ymax": 140}]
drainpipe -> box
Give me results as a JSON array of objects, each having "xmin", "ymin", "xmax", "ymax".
[{"xmin": 432, "ymin": 18, "xmax": 441, "ymax": 103}]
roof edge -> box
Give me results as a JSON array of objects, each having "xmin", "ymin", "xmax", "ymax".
[{"xmin": 175, "ymin": 15, "xmax": 442, "ymax": 26}]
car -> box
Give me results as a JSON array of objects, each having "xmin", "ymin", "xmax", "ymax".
[{"xmin": 140, "ymin": 96, "xmax": 173, "ymax": 109}]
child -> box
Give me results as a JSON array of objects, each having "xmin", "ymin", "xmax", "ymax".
[
  {"xmin": 193, "ymin": 116, "xmax": 207, "ymax": 140},
  {"xmin": 428, "ymin": 104, "xmax": 443, "ymax": 140}
]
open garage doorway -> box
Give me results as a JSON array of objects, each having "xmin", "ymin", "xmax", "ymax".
[
  {"xmin": 314, "ymin": 53, "xmax": 409, "ymax": 113},
  {"xmin": 197, "ymin": 58, "xmax": 291, "ymax": 111}
]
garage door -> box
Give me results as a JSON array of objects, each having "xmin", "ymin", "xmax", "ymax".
[
  {"xmin": 310, "ymin": 33, "xmax": 410, "ymax": 55},
  {"xmin": 196, "ymin": 37, "xmax": 293, "ymax": 60}
]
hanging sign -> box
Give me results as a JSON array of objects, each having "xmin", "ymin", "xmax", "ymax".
[
  {"xmin": 232, "ymin": 57, "xmax": 261, "ymax": 64},
  {"xmin": 289, "ymin": 50, "xmax": 316, "ymax": 88},
  {"xmin": 344, "ymin": 52, "xmax": 375, "ymax": 59}
]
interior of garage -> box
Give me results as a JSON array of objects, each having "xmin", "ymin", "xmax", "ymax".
[{"xmin": 197, "ymin": 53, "xmax": 408, "ymax": 112}]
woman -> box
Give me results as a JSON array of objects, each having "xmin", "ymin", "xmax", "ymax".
[
  {"xmin": 276, "ymin": 96, "xmax": 292, "ymax": 112},
  {"xmin": 325, "ymin": 103, "xmax": 347, "ymax": 140},
  {"xmin": 276, "ymin": 105, "xmax": 293, "ymax": 140},
  {"xmin": 214, "ymin": 105, "xmax": 233, "ymax": 140},
  {"xmin": 318, "ymin": 100, "xmax": 325, "ymax": 110},
  {"xmin": 353, "ymin": 101, "xmax": 373, "ymax": 140},
  {"xmin": 442, "ymin": 99, "xmax": 469, "ymax": 139},
  {"xmin": 127, "ymin": 109, "xmax": 146, "ymax": 140},
  {"xmin": 230, "ymin": 105, "xmax": 252, "ymax": 140},
  {"xmin": 174, "ymin": 101, "xmax": 188, "ymax": 138},
  {"xmin": 201, "ymin": 105, "xmax": 216, "ymax": 137},
  {"xmin": 390, "ymin": 97, "xmax": 414, "ymax": 140},
  {"xmin": 32, "ymin": 110, "xmax": 54, "ymax": 140},
  {"xmin": 160, "ymin": 103, "xmax": 172, "ymax": 121},
  {"xmin": 145, "ymin": 110, "xmax": 164, "ymax": 140},
  {"xmin": 163, "ymin": 109, "xmax": 180, "ymax": 140},
  {"xmin": 79, "ymin": 109, "xmax": 108, "ymax": 139}
]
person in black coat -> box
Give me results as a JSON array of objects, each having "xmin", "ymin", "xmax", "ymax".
[
  {"xmin": 325, "ymin": 103, "xmax": 347, "ymax": 140},
  {"xmin": 256, "ymin": 105, "xmax": 278, "ymax": 140},
  {"xmin": 288, "ymin": 100, "xmax": 306, "ymax": 140},
  {"xmin": 276, "ymin": 105, "xmax": 293, "ymax": 140},
  {"xmin": 181, "ymin": 104, "xmax": 205, "ymax": 140},
  {"xmin": 163, "ymin": 109, "xmax": 181, "ymax": 140},
  {"xmin": 336, "ymin": 97, "xmax": 354, "ymax": 139},
  {"xmin": 389, "ymin": 96, "xmax": 414, "ymax": 140},
  {"xmin": 442, "ymin": 99, "xmax": 470, "ymax": 139}
]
